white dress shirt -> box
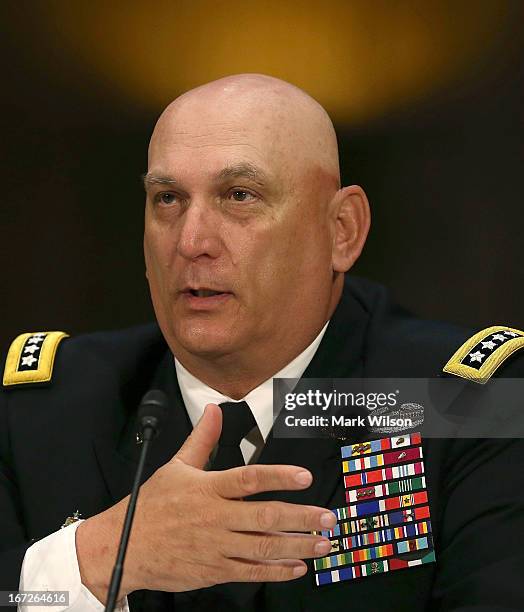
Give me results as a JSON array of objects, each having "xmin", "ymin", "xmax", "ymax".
[{"xmin": 18, "ymin": 322, "xmax": 329, "ymax": 611}]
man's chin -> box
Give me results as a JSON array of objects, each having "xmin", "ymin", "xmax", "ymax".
[{"xmin": 168, "ymin": 325, "xmax": 241, "ymax": 360}]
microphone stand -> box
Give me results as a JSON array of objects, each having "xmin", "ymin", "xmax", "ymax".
[{"xmin": 104, "ymin": 425, "xmax": 154, "ymax": 611}]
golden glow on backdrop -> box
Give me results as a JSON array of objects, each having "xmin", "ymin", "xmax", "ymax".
[{"xmin": 35, "ymin": 0, "xmax": 513, "ymax": 122}]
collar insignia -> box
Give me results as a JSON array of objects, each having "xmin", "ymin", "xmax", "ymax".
[{"xmin": 61, "ymin": 510, "xmax": 82, "ymax": 529}]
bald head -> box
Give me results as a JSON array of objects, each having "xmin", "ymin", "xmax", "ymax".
[{"xmin": 148, "ymin": 73, "xmax": 340, "ymax": 192}]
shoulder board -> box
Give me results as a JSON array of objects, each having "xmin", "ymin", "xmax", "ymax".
[
  {"xmin": 443, "ymin": 325, "xmax": 524, "ymax": 384},
  {"xmin": 3, "ymin": 331, "xmax": 69, "ymax": 387}
]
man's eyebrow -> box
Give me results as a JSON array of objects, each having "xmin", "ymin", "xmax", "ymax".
[
  {"xmin": 216, "ymin": 163, "xmax": 270, "ymax": 186},
  {"xmin": 142, "ymin": 173, "xmax": 177, "ymax": 189}
]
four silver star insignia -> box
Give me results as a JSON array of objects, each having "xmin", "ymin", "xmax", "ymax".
[{"xmin": 467, "ymin": 330, "xmax": 522, "ymax": 367}]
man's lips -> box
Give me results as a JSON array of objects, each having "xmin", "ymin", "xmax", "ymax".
[
  {"xmin": 179, "ymin": 287, "xmax": 233, "ymax": 309},
  {"xmin": 184, "ymin": 288, "xmax": 230, "ymax": 298},
  {"xmin": 180, "ymin": 286, "xmax": 233, "ymax": 297}
]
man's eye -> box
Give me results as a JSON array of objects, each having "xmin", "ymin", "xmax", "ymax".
[
  {"xmin": 230, "ymin": 190, "xmax": 255, "ymax": 202},
  {"xmin": 156, "ymin": 192, "xmax": 177, "ymax": 205}
]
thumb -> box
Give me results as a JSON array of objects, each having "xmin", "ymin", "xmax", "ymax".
[{"xmin": 174, "ymin": 403, "xmax": 222, "ymax": 469}]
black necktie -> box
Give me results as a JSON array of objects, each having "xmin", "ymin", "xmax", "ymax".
[{"xmin": 212, "ymin": 401, "xmax": 257, "ymax": 470}]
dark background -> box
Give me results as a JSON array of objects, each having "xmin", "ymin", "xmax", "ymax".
[{"xmin": 2, "ymin": 1, "xmax": 523, "ymax": 353}]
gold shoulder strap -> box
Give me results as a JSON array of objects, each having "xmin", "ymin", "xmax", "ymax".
[
  {"xmin": 3, "ymin": 331, "xmax": 69, "ymax": 386},
  {"xmin": 443, "ymin": 325, "xmax": 524, "ymax": 384}
]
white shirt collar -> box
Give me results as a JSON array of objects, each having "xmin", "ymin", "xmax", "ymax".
[{"xmin": 175, "ymin": 321, "xmax": 329, "ymax": 441}]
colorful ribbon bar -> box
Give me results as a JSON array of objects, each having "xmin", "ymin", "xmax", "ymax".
[
  {"xmin": 341, "ymin": 491, "xmax": 428, "ymax": 518},
  {"xmin": 341, "ymin": 432, "xmax": 422, "ymax": 459},
  {"xmin": 342, "ymin": 446, "xmax": 424, "ymax": 474},
  {"xmin": 315, "ymin": 536, "xmax": 431, "ymax": 571},
  {"xmin": 314, "ymin": 542, "xmax": 394, "ymax": 570},
  {"xmin": 339, "ymin": 520, "xmax": 432, "ymax": 549},
  {"xmin": 344, "ymin": 460, "xmax": 425, "ymax": 489},
  {"xmin": 315, "ymin": 551, "xmax": 436, "ymax": 586},
  {"xmin": 346, "ymin": 476, "xmax": 426, "ymax": 503},
  {"xmin": 321, "ymin": 504, "xmax": 431, "ymax": 538}
]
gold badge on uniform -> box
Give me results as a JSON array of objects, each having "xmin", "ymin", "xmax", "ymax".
[{"xmin": 61, "ymin": 510, "xmax": 82, "ymax": 529}]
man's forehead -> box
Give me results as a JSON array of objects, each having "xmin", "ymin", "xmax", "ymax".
[
  {"xmin": 151, "ymin": 121, "xmax": 270, "ymax": 152},
  {"xmin": 148, "ymin": 114, "xmax": 295, "ymax": 185},
  {"xmin": 148, "ymin": 74, "xmax": 340, "ymax": 188},
  {"xmin": 148, "ymin": 121, "xmax": 281, "ymax": 174},
  {"xmin": 149, "ymin": 104, "xmax": 289, "ymax": 157}
]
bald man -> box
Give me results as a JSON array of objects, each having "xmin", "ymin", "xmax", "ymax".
[{"xmin": 2, "ymin": 74, "xmax": 524, "ymax": 612}]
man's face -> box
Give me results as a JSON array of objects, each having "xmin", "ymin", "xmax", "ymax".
[{"xmin": 144, "ymin": 97, "xmax": 338, "ymax": 364}]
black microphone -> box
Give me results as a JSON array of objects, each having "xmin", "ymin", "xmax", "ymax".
[
  {"xmin": 137, "ymin": 389, "xmax": 168, "ymax": 441},
  {"xmin": 105, "ymin": 390, "xmax": 168, "ymax": 612}
]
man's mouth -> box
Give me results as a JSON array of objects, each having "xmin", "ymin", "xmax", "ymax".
[
  {"xmin": 180, "ymin": 287, "xmax": 233, "ymax": 309},
  {"xmin": 188, "ymin": 289, "xmax": 226, "ymax": 298}
]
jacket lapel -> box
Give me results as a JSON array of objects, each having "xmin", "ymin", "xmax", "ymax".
[
  {"xmin": 93, "ymin": 350, "xmax": 192, "ymax": 504},
  {"xmin": 255, "ymin": 282, "xmax": 370, "ymax": 500}
]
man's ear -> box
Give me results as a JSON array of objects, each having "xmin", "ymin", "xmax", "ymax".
[
  {"xmin": 331, "ymin": 185, "xmax": 371, "ymax": 273},
  {"xmin": 143, "ymin": 236, "xmax": 150, "ymax": 280}
]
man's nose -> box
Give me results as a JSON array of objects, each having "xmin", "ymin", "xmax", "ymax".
[{"xmin": 176, "ymin": 198, "xmax": 222, "ymax": 261}]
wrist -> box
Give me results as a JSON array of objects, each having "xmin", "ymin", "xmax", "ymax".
[{"xmin": 75, "ymin": 503, "xmax": 135, "ymax": 602}]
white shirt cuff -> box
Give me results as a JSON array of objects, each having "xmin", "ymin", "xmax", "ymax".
[{"xmin": 19, "ymin": 520, "xmax": 129, "ymax": 612}]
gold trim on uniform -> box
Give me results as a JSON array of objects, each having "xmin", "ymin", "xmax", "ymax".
[
  {"xmin": 3, "ymin": 331, "xmax": 69, "ymax": 386},
  {"xmin": 443, "ymin": 325, "xmax": 524, "ymax": 384}
]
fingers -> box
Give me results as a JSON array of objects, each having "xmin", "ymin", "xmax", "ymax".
[
  {"xmin": 210, "ymin": 464, "xmax": 314, "ymax": 499},
  {"xmin": 225, "ymin": 558, "xmax": 309, "ymax": 582},
  {"xmin": 220, "ymin": 531, "xmax": 332, "ymax": 561},
  {"xmin": 221, "ymin": 499, "xmax": 337, "ymax": 533},
  {"xmin": 174, "ymin": 404, "xmax": 222, "ymax": 469}
]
